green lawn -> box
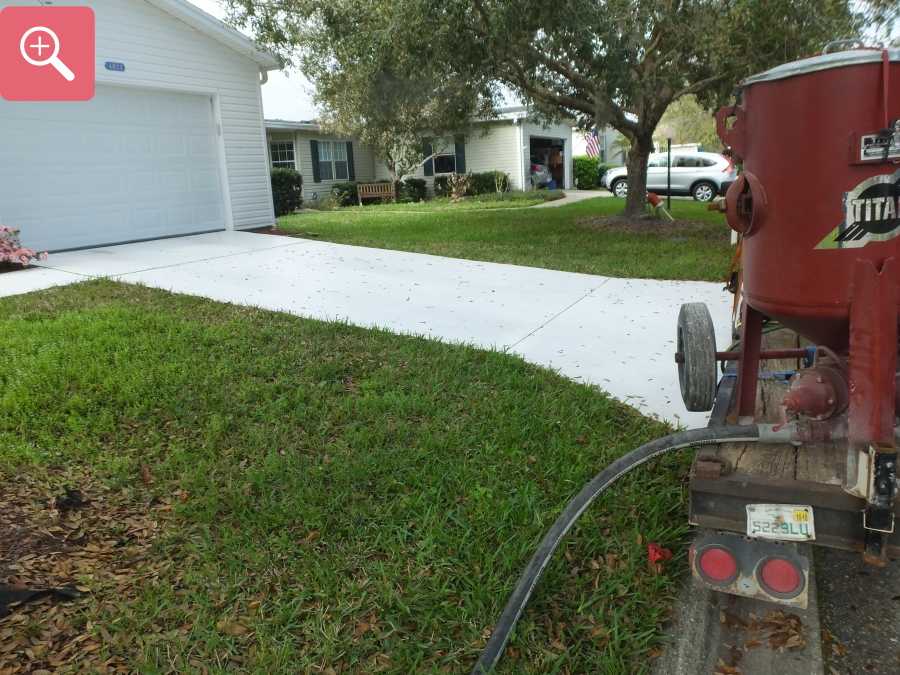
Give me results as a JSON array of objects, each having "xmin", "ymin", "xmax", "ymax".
[
  {"xmin": 1, "ymin": 282, "xmax": 691, "ymax": 674},
  {"xmin": 280, "ymin": 196, "xmax": 732, "ymax": 282}
]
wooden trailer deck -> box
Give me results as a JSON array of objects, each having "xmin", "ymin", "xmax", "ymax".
[{"xmin": 689, "ymin": 329, "xmax": 900, "ymax": 556}]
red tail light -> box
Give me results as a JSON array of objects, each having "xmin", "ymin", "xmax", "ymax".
[
  {"xmin": 696, "ymin": 546, "xmax": 738, "ymax": 584},
  {"xmin": 757, "ymin": 557, "xmax": 803, "ymax": 597}
]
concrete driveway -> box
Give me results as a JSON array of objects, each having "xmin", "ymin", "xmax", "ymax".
[{"xmin": 1, "ymin": 231, "xmax": 732, "ymax": 427}]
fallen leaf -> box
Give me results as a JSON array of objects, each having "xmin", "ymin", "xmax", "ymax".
[{"xmin": 216, "ymin": 619, "xmax": 249, "ymax": 637}]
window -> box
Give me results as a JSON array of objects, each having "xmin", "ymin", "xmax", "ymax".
[
  {"xmin": 648, "ymin": 155, "xmax": 668, "ymax": 168},
  {"xmin": 674, "ymin": 156, "xmax": 717, "ymax": 168},
  {"xmin": 318, "ymin": 140, "xmax": 349, "ymax": 181},
  {"xmin": 432, "ymin": 144, "xmax": 457, "ymax": 174},
  {"xmin": 270, "ymin": 141, "xmax": 296, "ymax": 169}
]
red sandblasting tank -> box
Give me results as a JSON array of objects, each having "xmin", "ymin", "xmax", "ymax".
[{"xmin": 718, "ymin": 49, "xmax": 900, "ymax": 349}]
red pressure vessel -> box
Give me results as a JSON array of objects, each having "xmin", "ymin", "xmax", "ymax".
[{"xmin": 718, "ymin": 49, "xmax": 900, "ymax": 350}]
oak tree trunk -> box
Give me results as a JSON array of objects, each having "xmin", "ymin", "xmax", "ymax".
[{"xmin": 622, "ymin": 133, "xmax": 655, "ymax": 218}]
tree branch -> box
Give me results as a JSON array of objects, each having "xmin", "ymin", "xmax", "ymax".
[{"xmin": 674, "ymin": 73, "xmax": 728, "ymax": 100}]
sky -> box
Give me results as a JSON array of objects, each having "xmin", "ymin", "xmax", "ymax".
[{"xmin": 188, "ymin": 0, "xmax": 319, "ymax": 121}]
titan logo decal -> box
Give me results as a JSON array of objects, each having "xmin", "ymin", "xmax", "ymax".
[{"xmin": 817, "ymin": 170, "xmax": 900, "ymax": 249}]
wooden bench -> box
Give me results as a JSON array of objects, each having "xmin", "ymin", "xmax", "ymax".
[{"xmin": 357, "ymin": 182, "xmax": 395, "ymax": 205}]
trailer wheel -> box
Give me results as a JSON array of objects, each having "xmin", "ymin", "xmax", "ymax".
[{"xmin": 677, "ymin": 303, "xmax": 717, "ymax": 411}]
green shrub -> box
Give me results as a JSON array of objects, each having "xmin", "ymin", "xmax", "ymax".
[
  {"xmin": 270, "ymin": 168, "xmax": 304, "ymax": 216},
  {"xmin": 433, "ymin": 175, "xmax": 451, "ymax": 197},
  {"xmin": 435, "ymin": 172, "xmax": 510, "ymax": 197},
  {"xmin": 574, "ymin": 155, "xmax": 600, "ymax": 189},
  {"xmin": 399, "ymin": 178, "xmax": 427, "ymax": 203},
  {"xmin": 447, "ymin": 174, "xmax": 471, "ymax": 202},
  {"xmin": 469, "ymin": 171, "xmax": 510, "ymax": 195},
  {"xmin": 330, "ymin": 181, "xmax": 358, "ymax": 207}
]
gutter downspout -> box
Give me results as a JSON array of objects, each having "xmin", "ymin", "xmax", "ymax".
[
  {"xmin": 260, "ymin": 69, "xmax": 269, "ymax": 85},
  {"xmin": 517, "ymin": 120, "xmax": 526, "ymax": 192}
]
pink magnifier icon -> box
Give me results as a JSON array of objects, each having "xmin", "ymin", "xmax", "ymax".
[{"xmin": 19, "ymin": 26, "xmax": 75, "ymax": 81}]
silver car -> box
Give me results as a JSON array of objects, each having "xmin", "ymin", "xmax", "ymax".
[{"xmin": 602, "ymin": 151, "xmax": 736, "ymax": 202}]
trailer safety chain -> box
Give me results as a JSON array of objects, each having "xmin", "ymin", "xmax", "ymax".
[{"xmin": 471, "ymin": 424, "xmax": 799, "ymax": 674}]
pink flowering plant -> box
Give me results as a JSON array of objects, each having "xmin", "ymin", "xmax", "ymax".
[{"xmin": 0, "ymin": 225, "xmax": 47, "ymax": 267}]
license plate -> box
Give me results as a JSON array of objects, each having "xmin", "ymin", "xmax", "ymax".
[{"xmin": 746, "ymin": 504, "xmax": 815, "ymax": 541}]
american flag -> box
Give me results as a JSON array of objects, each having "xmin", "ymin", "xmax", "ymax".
[{"xmin": 585, "ymin": 128, "xmax": 600, "ymax": 157}]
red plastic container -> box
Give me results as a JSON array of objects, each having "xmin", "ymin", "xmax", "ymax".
[{"xmin": 718, "ymin": 49, "xmax": 900, "ymax": 349}]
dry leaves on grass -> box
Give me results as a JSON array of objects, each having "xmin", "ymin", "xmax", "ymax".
[{"xmin": 0, "ymin": 470, "xmax": 173, "ymax": 673}]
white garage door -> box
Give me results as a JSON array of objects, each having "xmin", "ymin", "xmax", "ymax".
[{"xmin": 0, "ymin": 85, "xmax": 226, "ymax": 252}]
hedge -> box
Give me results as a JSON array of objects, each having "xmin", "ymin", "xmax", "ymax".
[
  {"xmin": 270, "ymin": 168, "xmax": 303, "ymax": 216},
  {"xmin": 330, "ymin": 181, "xmax": 359, "ymax": 207},
  {"xmin": 573, "ymin": 155, "xmax": 600, "ymax": 189},
  {"xmin": 433, "ymin": 175, "xmax": 451, "ymax": 197},
  {"xmin": 435, "ymin": 171, "xmax": 510, "ymax": 197},
  {"xmin": 468, "ymin": 171, "xmax": 510, "ymax": 195},
  {"xmin": 399, "ymin": 178, "xmax": 427, "ymax": 202}
]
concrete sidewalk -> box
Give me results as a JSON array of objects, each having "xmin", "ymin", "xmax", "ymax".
[
  {"xmin": 2, "ymin": 230, "xmax": 732, "ymax": 426},
  {"xmin": 533, "ymin": 188, "xmax": 612, "ymax": 207}
]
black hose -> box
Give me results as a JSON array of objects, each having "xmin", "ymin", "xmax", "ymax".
[{"xmin": 472, "ymin": 424, "xmax": 760, "ymax": 674}]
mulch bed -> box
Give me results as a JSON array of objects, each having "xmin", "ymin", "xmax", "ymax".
[
  {"xmin": 247, "ymin": 226, "xmax": 289, "ymax": 237},
  {"xmin": 0, "ymin": 470, "xmax": 173, "ymax": 673},
  {"xmin": 248, "ymin": 226, "xmax": 317, "ymax": 238}
]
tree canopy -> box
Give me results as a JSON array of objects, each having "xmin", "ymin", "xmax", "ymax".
[
  {"xmin": 226, "ymin": 0, "xmax": 493, "ymax": 183},
  {"xmin": 655, "ymin": 95, "xmax": 720, "ymax": 151},
  {"xmin": 227, "ymin": 0, "xmax": 890, "ymax": 214}
]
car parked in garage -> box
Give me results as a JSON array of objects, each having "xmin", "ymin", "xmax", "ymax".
[{"xmin": 602, "ymin": 152, "xmax": 736, "ymax": 202}]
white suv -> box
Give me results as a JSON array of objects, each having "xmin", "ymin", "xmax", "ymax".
[{"xmin": 602, "ymin": 152, "xmax": 736, "ymax": 202}]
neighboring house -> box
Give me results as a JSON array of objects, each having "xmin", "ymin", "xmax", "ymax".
[
  {"xmin": 266, "ymin": 120, "xmax": 378, "ymax": 203},
  {"xmin": 265, "ymin": 106, "xmax": 573, "ymax": 202},
  {"xmin": 0, "ymin": 0, "xmax": 279, "ymax": 252}
]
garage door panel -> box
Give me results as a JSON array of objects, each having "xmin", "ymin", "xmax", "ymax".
[{"xmin": 0, "ymin": 85, "xmax": 226, "ymax": 251}]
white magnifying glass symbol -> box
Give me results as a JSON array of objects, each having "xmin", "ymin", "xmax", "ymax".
[{"xmin": 19, "ymin": 26, "xmax": 76, "ymax": 82}]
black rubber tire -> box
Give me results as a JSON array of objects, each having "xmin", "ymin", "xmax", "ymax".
[
  {"xmin": 677, "ymin": 302, "xmax": 717, "ymax": 411},
  {"xmin": 691, "ymin": 181, "xmax": 717, "ymax": 202},
  {"xmin": 611, "ymin": 178, "xmax": 628, "ymax": 198}
]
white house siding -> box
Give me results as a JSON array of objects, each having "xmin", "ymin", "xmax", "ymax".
[
  {"xmin": 370, "ymin": 120, "xmax": 573, "ymax": 192},
  {"xmin": 464, "ymin": 123, "xmax": 524, "ymax": 189},
  {"xmin": 53, "ymin": 0, "xmax": 275, "ymax": 230},
  {"xmin": 373, "ymin": 126, "xmax": 523, "ymax": 190},
  {"xmin": 523, "ymin": 120, "xmax": 574, "ymax": 190}
]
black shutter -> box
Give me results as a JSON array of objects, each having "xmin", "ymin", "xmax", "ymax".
[
  {"xmin": 310, "ymin": 140, "xmax": 321, "ymax": 183},
  {"xmin": 454, "ymin": 135, "xmax": 466, "ymax": 174},
  {"xmin": 423, "ymin": 140, "xmax": 434, "ymax": 177},
  {"xmin": 346, "ymin": 141, "xmax": 355, "ymax": 181}
]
